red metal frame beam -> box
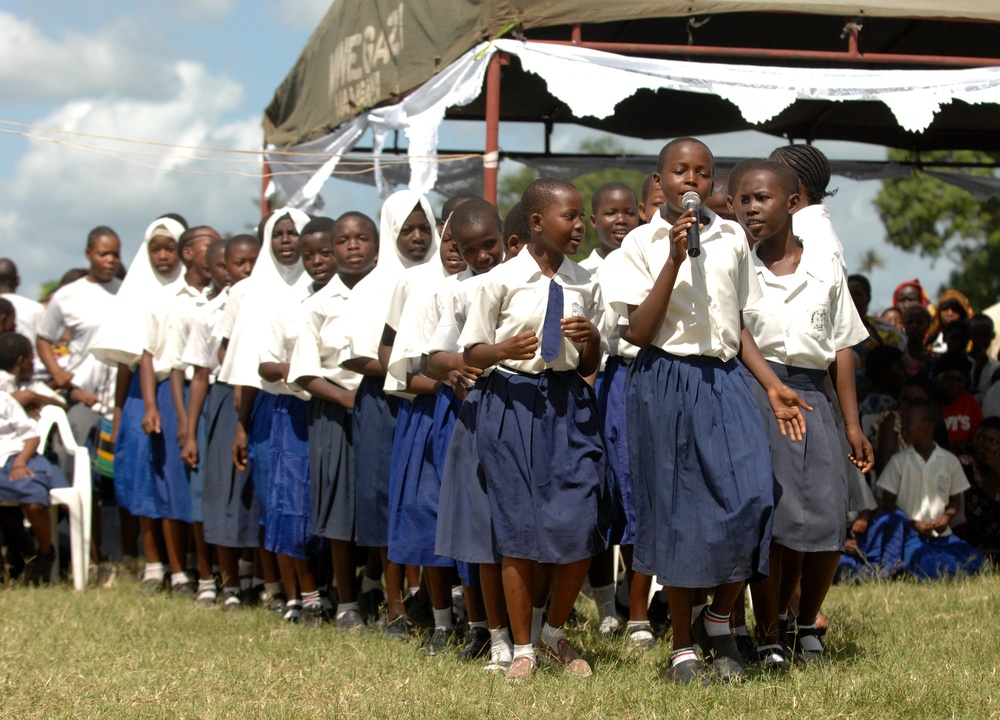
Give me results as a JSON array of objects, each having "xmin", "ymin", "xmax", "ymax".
[
  {"xmin": 534, "ymin": 39, "xmax": 999, "ymax": 68},
  {"xmin": 483, "ymin": 51, "xmax": 503, "ymax": 207}
]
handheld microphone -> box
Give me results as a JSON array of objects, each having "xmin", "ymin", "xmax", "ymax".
[{"xmin": 681, "ymin": 191, "xmax": 702, "ymax": 257}]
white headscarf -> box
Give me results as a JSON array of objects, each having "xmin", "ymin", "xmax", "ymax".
[
  {"xmin": 91, "ymin": 217, "xmax": 185, "ymax": 368},
  {"xmin": 343, "ymin": 191, "xmax": 440, "ymax": 362},
  {"xmin": 217, "ymin": 208, "xmax": 311, "ymax": 388}
]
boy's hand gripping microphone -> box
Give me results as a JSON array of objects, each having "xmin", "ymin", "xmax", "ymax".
[{"xmin": 681, "ymin": 191, "xmax": 702, "ymax": 257}]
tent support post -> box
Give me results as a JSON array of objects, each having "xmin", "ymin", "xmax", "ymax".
[
  {"xmin": 484, "ymin": 51, "xmax": 502, "ymax": 206},
  {"xmin": 261, "ymin": 159, "xmax": 271, "ymax": 217}
]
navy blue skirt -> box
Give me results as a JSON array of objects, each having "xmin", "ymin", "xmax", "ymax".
[
  {"xmin": 749, "ymin": 362, "xmax": 848, "ymax": 553},
  {"xmin": 248, "ymin": 390, "xmax": 277, "ymax": 529},
  {"xmin": 189, "ymin": 387, "xmax": 207, "ymax": 524},
  {"xmin": 264, "ymin": 395, "xmax": 319, "ymax": 559},
  {"xmin": 626, "ymin": 348, "xmax": 773, "ymax": 587},
  {"xmin": 308, "ymin": 396, "xmax": 354, "ymax": 541},
  {"xmin": 0, "ymin": 455, "xmax": 69, "ymax": 505},
  {"xmin": 114, "ymin": 371, "xmax": 150, "ymax": 516},
  {"xmin": 387, "ymin": 388, "xmax": 461, "ymax": 567},
  {"xmin": 352, "ymin": 375, "xmax": 400, "ymax": 548},
  {"xmin": 203, "ymin": 382, "xmax": 259, "ymax": 548},
  {"xmin": 150, "ymin": 379, "xmax": 192, "ymax": 523},
  {"xmin": 597, "ymin": 356, "xmax": 635, "ymax": 546},
  {"xmin": 435, "ymin": 383, "xmax": 500, "ymax": 566},
  {"xmin": 477, "ymin": 369, "xmax": 612, "ymax": 564}
]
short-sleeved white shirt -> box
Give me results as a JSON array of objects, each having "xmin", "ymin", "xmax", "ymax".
[
  {"xmin": 3, "ymin": 293, "xmax": 43, "ymax": 346},
  {"xmin": 743, "ymin": 240, "xmax": 868, "ymax": 370},
  {"xmin": 37, "ymin": 277, "xmax": 121, "ymax": 401},
  {"xmin": 459, "ymin": 250, "xmax": 605, "ymax": 375},
  {"xmin": 605, "ymin": 208, "xmax": 760, "ymax": 362},
  {"xmin": 792, "ymin": 203, "xmax": 848, "ymax": 273},
  {"xmin": 0, "ymin": 391, "xmax": 37, "ymax": 466},
  {"xmin": 146, "ymin": 283, "xmax": 208, "ymax": 381},
  {"xmin": 258, "ymin": 286, "xmax": 322, "ymax": 400},
  {"xmin": 876, "ymin": 444, "xmax": 969, "ymax": 536},
  {"xmin": 180, "ymin": 288, "xmax": 228, "ymax": 378},
  {"xmin": 288, "ymin": 276, "xmax": 361, "ymax": 394},
  {"xmin": 595, "ymin": 250, "xmax": 639, "ymax": 361},
  {"xmin": 577, "ymin": 248, "xmax": 604, "ymax": 272}
]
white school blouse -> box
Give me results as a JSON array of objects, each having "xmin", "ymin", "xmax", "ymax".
[
  {"xmin": 792, "ymin": 203, "xmax": 847, "ymax": 273},
  {"xmin": 146, "ymin": 283, "xmax": 208, "ymax": 381},
  {"xmin": 876, "ymin": 444, "xmax": 969, "ymax": 536},
  {"xmin": 743, "ymin": 240, "xmax": 868, "ymax": 371},
  {"xmin": 38, "ymin": 276, "xmax": 121, "ymax": 407},
  {"xmin": 287, "ymin": 275, "xmax": 361, "ymax": 394},
  {"xmin": 576, "ymin": 248, "xmax": 604, "ymax": 272},
  {"xmin": 606, "ymin": 208, "xmax": 760, "ymax": 362},
  {"xmin": 180, "ymin": 288, "xmax": 228, "ymax": 379},
  {"xmin": 0, "ymin": 392, "xmax": 37, "ymax": 466},
  {"xmin": 459, "ymin": 250, "xmax": 606, "ymax": 375},
  {"xmin": 594, "ymin": 250, "xmax": 639, "ymax": 362},
  {"xmin": 427, "ymin": 272, "xmax": 488, "ymax": 356},
  {"xmin": 3, "ymin": 292, "xmax": 43, "ymax": 350},
  {"xmin": 258, "ymin": 286, "xmax": 319, "ymax": 400},
  {"xmin": 385, "ymin": 268, "xmax": 473, "ymax": 398}
]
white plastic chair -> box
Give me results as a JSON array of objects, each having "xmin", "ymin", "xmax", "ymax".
[{"xmin": 35, "ymin": 405, "xmax": 92, "ymax": 590}]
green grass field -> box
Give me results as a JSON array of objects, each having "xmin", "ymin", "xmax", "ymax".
[{"xmin": 1, "ymin": 574, "xmax": 999, "ymax": 719}]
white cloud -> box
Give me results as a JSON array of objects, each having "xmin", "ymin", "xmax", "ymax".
[
  {"xmin": 174, "ymin": 0, "xmax": 235, "ymax": 22},
  {"xmin": 1, "ymin": 61, "xmax": 265, "ymax": 297},
  {"xmin": 270, "ymin": 0, "xmax": 333, "ymax": 32},
  {"xmin": 0, "ymin": 11, "xmax": 173, "ymax": 103}
]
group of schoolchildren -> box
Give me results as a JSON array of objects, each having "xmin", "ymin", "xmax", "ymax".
[{"xmin": 0, "ymin": 136, "xmax": 994, "ymax": 686}]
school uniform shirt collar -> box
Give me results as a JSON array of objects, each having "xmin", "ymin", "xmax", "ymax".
[
  {"xmin": 512, "ymin": 247, "xmax": 589, "ymax": 286},
  {"xmin": 646, "ymin": 204, "xmax": 736, "ymax": 247}
]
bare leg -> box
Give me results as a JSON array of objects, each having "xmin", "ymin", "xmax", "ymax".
[
  {"xmin": 331, "ymin": 539, "xmax": 356, "ymax": 604},
  {"xmin": 588, "ymin": 546, "xmax": 615, "ymax": 586},
  {"xmin": 259, "ymin": 547, "xmax": 280, "ymax": 585},
  {"xmin": 531, "ymin": 562, "xmax": 554, "ymax": 609},
  {"xmin": 381, "ymin": 548, "xmax": 406, "ymax": 620},
  {"xmin": 193, "ymin": 522, "xmax": 212, "ymax": 581},
  {"xmin": 161, "ymin": 518, "xmax": 189, "ymax": 575},
  {"xmin": 425, "ymin": 565, "xmax": 453, "ymax": 612},
  {"xmin": 666, "ymin": 587, "xmax": 694, "ymax": 651},
  {"xmin": 277, "ymin": 552, "xmax": 298, "ymax": 600},
  {"xmin": 22, "ymin": 503, "xmax": 53, "ymax": 555},
  {"xmin": 797, "ymin": 551, "xmax": 840, "ymax": 627},
  {"xmin": 217, "ymin": 545, "xmax": 240, "ymax": 588},
  {"xmin": 463, "ymin": 580, "xmax": 486, "ymax": 624},
  {"xmin": 480, "ymin": 562, "xmax": 507, "ymax": 628},
  {"xmin": 749, "ymin": 542, "xmax": 785, "ymax": 644},
  {"xmin": 547, "ymin": 558, "xmax": 591, "ymax": 629},
  {"xmin": 778, "ymin": 547, "xmax": 805, "ymax": 619},
  {"xmin": 295, "ymin": 557, "xmax": 317, "ymax": 595},
  {"xmin": 502, "ymin": 556, "xmax": 534, "ymax": 645},
  {"xmin": 140, "ymin": 516, "xmax": 162, "ymax": 563},
  {"xmin": 709, "ymin": 580, "xmax": 745, "ymax": 617}
]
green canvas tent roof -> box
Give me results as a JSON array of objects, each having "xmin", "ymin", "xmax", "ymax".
[{"xmin": 264, "ymin": 0, "xmax": 1000, "ymax": 149}]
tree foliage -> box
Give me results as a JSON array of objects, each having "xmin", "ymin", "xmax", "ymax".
[
  {"xmin": 496, "ymin": 137, "xmax": 649, "ymax": 257},
  {"xmin": 873, "ymin": 149, "xmax": 1000, "ymax": 308}
]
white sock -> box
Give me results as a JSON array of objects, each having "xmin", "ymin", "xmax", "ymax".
[
  {"xmin": 512, "ymin": 643, "xmax": 535, "ymax": 661},
  {"xmin": 239, "ymin": 560, "xmax": 254, "ymax": 579},
  {"xmin": 671, "ymin": 647, "xmax": 698, "ymax": 667},
  {"xmin": 171, "ymin": 572, "xmax": 191, "ymax": 587},
  {"xmin": 433, "ymin": 607, "xmax": 454, "ymax": 630},
  {"xmin": 733, "ymin": 624, "xmax": 751, "ymax": 637},
  {"xmin": 704, "ymin": 608, "xmax": 732, "ymax": 637},
  {"xmin": 539, "ymin": 622, "xmax": 564, "ymax": 648},
  {"xmin": 336, "ymin": 601, "xmax": 359, "ymax": 620},
  {"xmin": 406, "ymin": 586, "xmax": 419, "ymax": 598},
  {"xmin": 592, "ymin": 583, "xmax": 616, "ymax": 621},
  {"xmin": 222, "ymin": 586, "xmax": 239, "ymax": 597},
  {"xmin": 264, "ymin": 581, "xmax": 282, "ymax": 598},
  {"xmin": 197, "ymin": 578, "xmax": 216, "ymax": 594},
  {"xmin": 627, "ymin": 620, "xmax": 653, "ymax": 641},
  {"xmin": 469, "ymin": 620, "xmax": 489, "ymax": 631},
  {"xmin": 490, "ymin": 627, "xmax": 513, "ymax": 658},
  {"xmin": 361, "ymin": 575, "xmax": 381, "ymax": 593},
  {"xmin": 142, "ymin": 562, "xmax": 164, "ymax": 582},
  {"xmin": 302, "ymin": 590, "xmax": 321, "ymax": 609},
  {"xmin": 530, "ymin": 606, "xmax": 545, "ymax": 645}
]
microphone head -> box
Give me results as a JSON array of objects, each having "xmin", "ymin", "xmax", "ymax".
[{"xmin": 681, "ymin": 191, "xmax": 701, "ymax": 211}]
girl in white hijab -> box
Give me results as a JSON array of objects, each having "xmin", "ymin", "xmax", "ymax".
[
  {"xmin": 340, "ymin": 190, "xmax": 439, "ymax": 636},
  {"xmin": 93, "ymin": 217, "xmax": 184, "ymax": 593},
  {"xmin": 217, "ymin": 208, "xmax": 310, "ymax": 610}
]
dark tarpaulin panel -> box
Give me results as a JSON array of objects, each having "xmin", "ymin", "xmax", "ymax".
[{"xmin": 264, "ymin": 0, "xmax": 1000, "ymax": 149}]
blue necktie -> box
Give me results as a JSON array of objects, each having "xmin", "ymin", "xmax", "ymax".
[{"xmin": 541, "ymin": 278, "xmax": 564, "ymax": 362}]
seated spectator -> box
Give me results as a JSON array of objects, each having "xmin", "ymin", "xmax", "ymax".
[
  {"xmin": 931, "ymin": 352, "xmax": 983, "ymax": 455},
  {"xmin": 969, "ymin": 314, "xmax": 1000, "ymax": 402},
  {"xmin": 881, "ymin": 307, "xmax": 904, "ymax": 333},
  {"xmin": 902, "ymin": 306, "xmax": 935, "ymax": 379},
  {"xmin": 876, "ymin": 399, "xmax": 984, "ymax": 579},
  {"xmin": 873, "ymin": 378, "xmax": 949, "ymax": 477},
  {"xmin": 955, "ymin": 417, "xmax": 1000, "ymax": 562}
]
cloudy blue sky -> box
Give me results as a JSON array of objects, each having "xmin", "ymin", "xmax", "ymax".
[{"xmin": 0, "ymin": 1, "xmax": 954, "ymax": 310}]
